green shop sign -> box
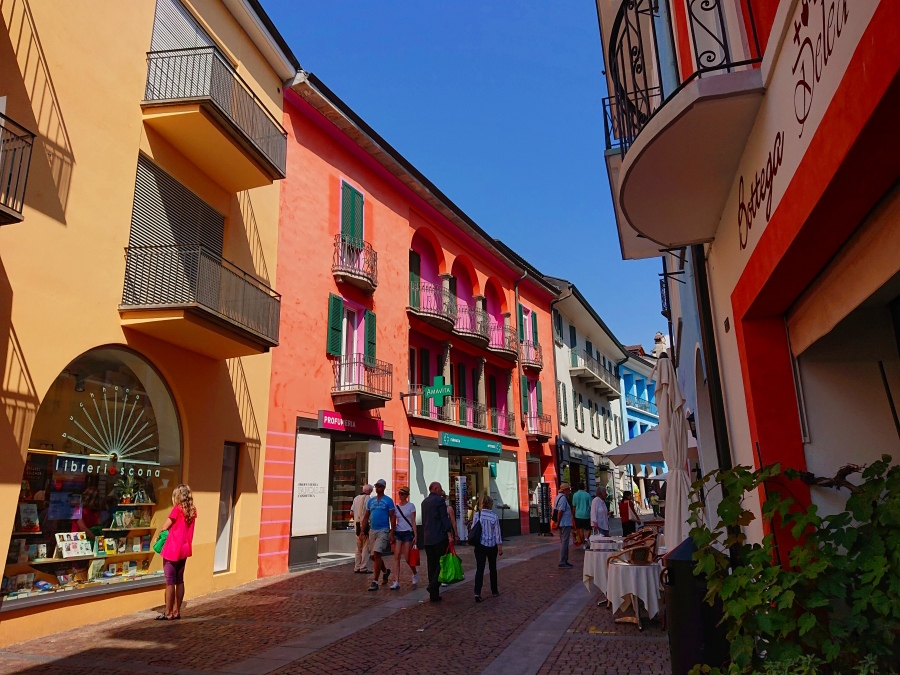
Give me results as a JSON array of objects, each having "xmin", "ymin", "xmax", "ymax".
[
  {"xmin": 423, "ymin": 376, "xmax": 453, "ymax": 406},
  {"xmin": 439, "ymin": 432, "xmax": 501, "ymax": 455}
]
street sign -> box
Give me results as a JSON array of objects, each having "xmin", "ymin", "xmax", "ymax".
[
  {"xmin": 439, "ymin": 432, "xmax": 501, "ymax": 454},
  {"xmin": 423, "ymin": 375, "xmax": 453, "ymax": 406}
]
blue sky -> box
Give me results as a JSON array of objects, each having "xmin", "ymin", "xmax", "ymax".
[{"xmin": 263, "ymin": 1, "xmax": 664, "ymax": 349}]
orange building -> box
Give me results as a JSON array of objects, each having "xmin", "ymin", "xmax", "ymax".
[{"xmin": 259, "ymin": 74, "xmax": 560, "ymax": 574}]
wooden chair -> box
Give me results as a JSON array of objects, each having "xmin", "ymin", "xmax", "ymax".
[{"xmin": 607, "ymin": 544, "xmax": 655, "ymax": 566}]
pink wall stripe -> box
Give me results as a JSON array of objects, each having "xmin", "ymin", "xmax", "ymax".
[
  {"xmin": 259, "ymin": 549, "xmax": 289, "ymax": 557},
  {"xmin": 267, "ymin": 430, "xmax": 296, "ymax": 437},
  {"xmin": 260, "ymin": 519, "xmax": 292, "ymax": 525}
]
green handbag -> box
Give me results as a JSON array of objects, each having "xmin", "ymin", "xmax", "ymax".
[
  {"xmin": 438, "ymin": 542, "xmax": 464, "ymax": 584},
  {"xmin": 152, "ymin": 529, "xmax": 168, "ymax": 554}
]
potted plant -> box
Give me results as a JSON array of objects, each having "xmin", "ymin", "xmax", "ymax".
[{"xmin": 114, "ymin": 475, "xmax": 139, "ymax": 504}]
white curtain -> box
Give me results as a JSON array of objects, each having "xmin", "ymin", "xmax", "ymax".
[{"xmin": 651, "ymin": 355, "xmax": 692, "ymax": 550}]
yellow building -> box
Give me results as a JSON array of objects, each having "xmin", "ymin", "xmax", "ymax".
[{"xmin": 0, "ymin": 0, "xmax": 298, "ymax": 644}]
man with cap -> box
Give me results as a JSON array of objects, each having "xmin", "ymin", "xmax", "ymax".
[
  {"xmin": 553, "ymin": 483, "xmax": 574, "ymax": 568},
  {"xmin": 361, "ymin": 479, "xmax": 396, "ymax": 591},
  {"xmin": 351, "ymin": 484, "xmax": 373, "ymax": 573}
]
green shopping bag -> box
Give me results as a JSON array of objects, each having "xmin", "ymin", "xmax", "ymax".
[
  {"xmin": 152, "ymin": 529, "xmax": 168, "ymax": 554},
  {"xmin": 438, "ymin": 542, "xmax": 464, "ymax": 584}
]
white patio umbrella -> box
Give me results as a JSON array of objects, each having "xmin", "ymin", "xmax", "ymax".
[
  {"xmin": 603, "ymin": 427, "xmax": 698, "ymax": 466},
  {"xmin": 651, "ymin": 353, "xmax": 692, "ymax": 550}
]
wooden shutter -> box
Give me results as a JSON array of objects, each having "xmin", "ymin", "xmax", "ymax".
[
  {"xmin": 341, "ymin": 182, "xmax": 363, "ymax": 243},
  {"xmin": 562, "ymin": 384, "xmax": 568, "ymax": 423},
  {"xmin": 536, "ymin": 381, "xmax": 543, "ymax": 416},
  {"xmin": 409, "ymin": 250, "xmax": 421, "ymax": 309},
  {"xmin": 521, "ymin": 375, "xmax": 529, "ymax": 415},
  {"xmin": 572, "ymin": 389, "xmax": 578, "ymax": 429},
  {"xmin": 364, "ymin": 310, "xmax": 376, "ymax": 364},
  {"xmin": 569, "ymin": 325, "xmax": 577, "ymax": 349},
  {"xmin": 326, "ymin": 294, "xmax": 343, "ymax": 356},
  {"xmin": 586, "ymin": 341, "xmax": 593, "ymax": 359},
  {"xmin": 517, "ymin": 303, "xmax": 525, "ymax": 341},
  {"xmin": 532, "ymin": 312, "xmax": 539, "ymax": 346},
  {"xmin": 589, "ymin": 399, "xmax": 595, "ymax": 436}
]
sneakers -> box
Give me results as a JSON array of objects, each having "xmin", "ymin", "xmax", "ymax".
[
  {"xmin": 475, "ymin": 595, "xmax": 483, "ymax": 603},
  {"xmin": 412, "ymin": 573, "xmax": 418, "ymax": 585},
  {"xmin": 368, "ymin": 582, "xmax": 379, "ymax": 591},
  {"xmin": 390, "ymin": 581, "xmax": 400, "ymax": 590},
  {"xmin": 382, "ymin": 569, "xmax": 390, "ymax": 585}
]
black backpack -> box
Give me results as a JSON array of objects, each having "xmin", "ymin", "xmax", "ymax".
[{"xmin": 469, "ymin": 513, "xmax": 483, "ymax": 546}]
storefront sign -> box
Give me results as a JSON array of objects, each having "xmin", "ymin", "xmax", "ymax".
[
  {"xmin": 423, "ymin": 376, "xmax": 453, "ymax": 406},
  {"xmin": 439, "ymin": 432, "xmax": 501, "ymax": 455},
  {"xmin": 52, "ymin": 456, "xmax": 161, "ymax": 478},
  {"xmin": 318, "ymin": 410, "xmax": 384, "ymax": 437},
  {"xmin": 291, "ymin": 433, "xmax": 331, "ymax": 538}
]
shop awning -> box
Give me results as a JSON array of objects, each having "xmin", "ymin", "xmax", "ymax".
[{"xmin": 603, "ymin": 427, "xmax": 698, "ymax": 466}]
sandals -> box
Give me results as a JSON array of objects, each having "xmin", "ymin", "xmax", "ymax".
[{"xmin": 155, "ymin": 614, "xmax": 169, "ymax": 621}]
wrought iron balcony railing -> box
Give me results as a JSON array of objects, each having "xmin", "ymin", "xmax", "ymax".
[
  {"xmin": 454, "ymin": 305, "xmax": 490, "ymax": 342},
  {"xmin": 408, "ymin": 280, "xmax": 456, "ymax": 326},
  {"xmin": 405, "ymin": 386, "xmax": 486, "ymax": 431},
  {"xmin": 660, "ymin": 277, "xmax": 671, "ymax": 319},
  {"xmin": 331, "ymin": 354, "xmax": 393, "ymax": 400},
  {"xmin": 520, "ymin": 340, "xmax": 543, "ymax": 369},
  {"xmin": 626, "ymin": 394, "xmax": 658, "ymax": 416},
  {"xmin": 569, "ymin": 349, "xmax": 619, "ymax": 392},
  {"xmin": 0, "ymin": 113, "xmax": 35, "ymax": 225},
  {"xmin": 487, "ymin": 408, "xmax": 516, "ymax": 437},
  {"xmin": 144, "ymin": 47, "xmax": 287, "ymax": 177},
  {"xmin": 488, "ymin": 323, "xmax": 518, "ymax": 356},
  {"xmin": 332, "ymin": 235, "xmax": 378, "ymax": 291},
  {"xmin": 526, "ymin": 413, "xmax": 552, "ymax": 438},
  {"xmin": 605, "ymin": 0, "xmax": 761, "ymax": 154},
  {"xmin": 121, "ymin": 245, "xmax": 280, "ymax": 344}
]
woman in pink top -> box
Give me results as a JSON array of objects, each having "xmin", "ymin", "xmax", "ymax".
[{"xmin": 154, "ymin": 484, "xmax": 197, "ymax": 620}]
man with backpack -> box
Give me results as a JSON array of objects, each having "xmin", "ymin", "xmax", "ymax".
[{"xmin": 553, "ymin": 483, "xmax": 574, "ymax": 568}]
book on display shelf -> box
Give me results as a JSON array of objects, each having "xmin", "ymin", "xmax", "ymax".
[{"xmin": 18, "ymin": 503, "xmax": 40, "ymax": 532}]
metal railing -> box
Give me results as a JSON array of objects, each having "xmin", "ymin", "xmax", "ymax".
[
  {"xmin": 332, "ymin": 234, "xmax": 377, "ymax": 287},
  {"xmin": 331, "ymin": 354, "xmax": 393, "ymax": 399},
  {"xmin": 488, "ymin": 408, "xmax": 516, "ymax": 437},
  {"xmin": 526, "ymin": 414, "xmax": 552, "ymax": 437},
  {"xmin": 121, "ymin": 245, "xmax": 280, "ymax": 344},
  {"xmin": 605, "ymin": 0, "xmax": 761, "ymax": 154},
  {"xmin": 0, "ymin": 113, "xmax": 35, "ymax": 222},
  {"xmin": 569, "ymin": 349, "xmax": 619, "ymax": 391},
  {"xmin": 144, "ymin": 47, "xmax": 287, "ymax": 176},
  {"xmin": 405, "ymin": 386, "xmax": 486, "ymax": 430},
  {"xmin": 626, "ymin": 394, "xmax": 658, "ymax": 416},
  {"xmin": 520, "ymin": 340, "xmax": 543, "ymax": 368},
  {"xmin": 489, "ymin": 323, "xmax": 518, "ymax": 354},
  {"xmin": 409, "ymin": 280, "xmax": 456, "ymax": 324},
  {"xmin": 454, "ymin": 305, "xmax": 490, "ymax": 341},
  {"xmin": 660, "ymin": 278, "xmax": 671, "ymax": 319}
]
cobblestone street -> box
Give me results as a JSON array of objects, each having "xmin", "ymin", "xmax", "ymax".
[{"xmin": 0, "ymin": 532, "xmax": 671, "ymax": 674}]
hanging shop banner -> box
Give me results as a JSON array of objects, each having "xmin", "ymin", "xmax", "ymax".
[
  {"xmin": 318, "ymin": 410, "xmax": 384, "ymax": 437},
  {"xmin": 291, "ymin": 433, "xmax": 331, "ymax": 538},
  {"xmin": 439, "ymin": 432, "xmax": 501, "ymax": 455},
  {"xmin": 455, "ymin": 474, "xmax": 468, "ymax": 542}
]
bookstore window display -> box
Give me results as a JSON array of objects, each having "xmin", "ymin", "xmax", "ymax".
[{"xmin": 2, "ymin": 347, "xmax": 181, "ymax": 606}]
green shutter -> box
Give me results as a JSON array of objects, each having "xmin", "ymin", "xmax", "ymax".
[
  {"xmin": 326, "ymin": 294, "xmax": 343, "ymax": 356},
  {"xmin": 521, "ymin": 375, "xmax": 529, "ymax": 415},
  {"xmin": 409, "ymin": 250, "xmax": 421, "ymax": 308},
  {"xmin": 536, "ymin": 381, "xmax": 543, "ymax": 416},
  {"xmin": 589, "ymin": 399, "xmax": 595, "ymax": 436},
  {"xmin": 517, "ymin": 303, "xmax": 525, "ymax": 341},
  {"xmin": 532, "ymin": 312, "xmax": 539, "ymax": 346},
  {"xmin": 572, "ymin": 390, "xmax": 578, "ymax": 430},
  {"xmin": 562, "ymin": 384, "xmax": 568, "ymax": 422},
  {"xmin": 364, "ymin": 310, "xmax": 376, "ymax": 365},
  {"xmin": 341, "ymin": 183, "xmax": 363, "ymax": 243}
]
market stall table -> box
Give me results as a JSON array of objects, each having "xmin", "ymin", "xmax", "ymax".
[{"xmin": 606, "ymin": 560, "xmax": 662, "ymax": 631}]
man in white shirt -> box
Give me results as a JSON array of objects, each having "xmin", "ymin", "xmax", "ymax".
[
  {"xmin": 351, "ymin": 484, "xmax": 373, "ymax": 573},
  {"xmin": 591, "ymin": 486, "xmax": 610, "ymax": 537}
]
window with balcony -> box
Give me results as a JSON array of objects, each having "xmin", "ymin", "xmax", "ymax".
[
  {"xmin": 522, "ymin": 375, "xmax": 550, "ymax": 439},
  {"xmin": 0, "ymin": 111, "xmax": 35, "ymax": 225},
  {"xmin": 327, "ymin": 294, "xmax": 391, "ymax": 407},
  {"xmin": 518, "ymin": 303, "xmax": 542, "ymax": 370},
  {"xmin": 333, "ymin": 182, "xmax": 377, "ymax": 292}
]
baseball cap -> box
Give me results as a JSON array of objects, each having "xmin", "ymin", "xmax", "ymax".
[{"xmin": 374, "ymin": 478, "xmax": 387, "ymax": 487}]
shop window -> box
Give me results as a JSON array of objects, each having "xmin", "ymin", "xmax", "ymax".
[
  {"xmin": 331, "ymin": 443, "xmax": 368, "ymax": 531},
  {"xmin": 4, "ymin": 347, "xmax": 181, "ymax": 606}
]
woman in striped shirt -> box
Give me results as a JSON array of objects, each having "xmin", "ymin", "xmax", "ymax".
[{"xmin": 471, "ymin": 494, "xmax": 503, "ymax": 602}]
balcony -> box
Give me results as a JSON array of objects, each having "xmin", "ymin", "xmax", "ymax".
[
  {"xmin": 0, "ymin": 113, "xmax": 35, "ymax": 225},
  {"xmin": 332, "ymin": 235, "xmax": 377, "ymax": 293},
  {"xmin": 487, "ymin": 324, "xmax": 518, "ymax": 362},
  {"xmin": 142, "ymin": 47, "xmax": 287, "ymax": 192},
  {"xmin": 119, "ymin": 245, "xmax": 280, "ymax": 359},
  {"xmin": 660, "ymin": 278, "xmax": 671, "ymax": 320},
  {"xmin": 526, "ymin": 414, "xmax": 552, "ymax": 441},
  {"xmin": 405, "ymin": 386, "xmax": 516, "ymax": 438},
  {"xmin": 569, "ymin": 349, "xmax": 620, "ymax": 398},
  {"xmin": 331, "ymin": 354, "xmax": 393, "ymax": 410},
  {"xmin": 600, "ymin": 0, "xmax": 764, "ymax": 248},
  {"xmin": 454, "ymin": 305, "xmax": 490, "ymax": 348},
  {"xmin": 626, "ymin": 394, "xmax": 658, "ymax": 417},
  {"xmin": 408, "ymin": 280, "xmax": 456, "ymax": 332},
  {"xmin": 519, "ymin": 340, "xmax": 543, "ymax": 371}
]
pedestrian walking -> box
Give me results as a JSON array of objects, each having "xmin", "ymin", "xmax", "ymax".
[
  {"xmin": 421, "ymin": 481, "xmax": 454, "ymax": 602},
  {"xmin": 650, "ymin": 490, "xmax": 660, "ymax": 518},
  {"xmin": 553, "ymin": 483, "xmax": 573, "ymax": 568},
  {"xmin": 471, "ymin": 494, "xmax": 502, "ymax": 602},
  {"xmin": 391, "ymin": 486, "xmax": 418, "ymax": 589},
  {"xmin": 619, "ymin": 491, "xmax": 641, "ymax": 537},
  {"xmin": 154, "ymin": 483, "xmax": 196, "ymax": 620},
  {"xmin": 591, "ymin": 486, "xmax": 610, "ymax": 537},
  {"xmin": 572, "ymin": 482, "xmax": 592, "ymax": 549},
  {"xmin": 361, "ymin": 479, "xmax": 395, "ymax": 592},
  {"xmin": 351, "ymin": 484, "xmax": 373, "ymax": 574}
]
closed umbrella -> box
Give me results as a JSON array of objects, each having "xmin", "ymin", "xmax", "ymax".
[{"xmin": 650, "ymin": 353, "xmax": 692, "ymax": 549}]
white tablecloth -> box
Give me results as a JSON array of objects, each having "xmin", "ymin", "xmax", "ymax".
[
  {"xmin": 606, "ymin": 561, "xmax": 662, "ymax": 619},
  {"xmin": 582, "ymin": 550, "xmax": 619, "ymax": 595}
]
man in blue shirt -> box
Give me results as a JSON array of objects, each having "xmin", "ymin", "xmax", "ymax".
[{"xmin": 362, "ymin": 478, "xmax": 396, "ymax": 592}]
